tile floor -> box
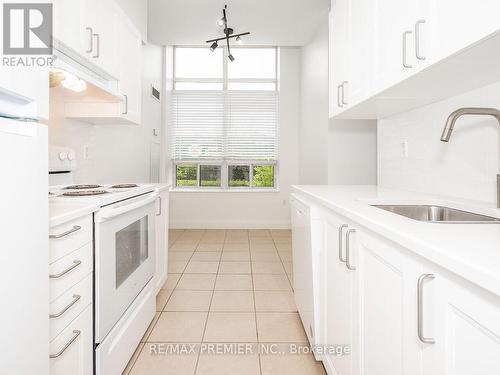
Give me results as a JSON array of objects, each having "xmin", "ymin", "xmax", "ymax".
[{"xmin": 123, "ymin": 229, "xmax": 326, "ymax": 375}]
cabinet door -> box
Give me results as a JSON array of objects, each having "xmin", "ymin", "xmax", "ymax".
[
  {"xmin": 329, "ymin": 0, "xmax": 350, "ymax": 117},
  {"xmin": 118, "ymin": 15, "xmax": 142, "ymax": 124},
  {"xmin": 322, "ymin": 214, "xmax": 355, "ymax": 375},
  {"xmin": 94, "ymin": 0, "xmax": 120, "ymax": 77},
  {"xmin": 434, "ymin": 0, "xmax": 500, "ymax": 64},
  {"xmin": 52, "ymin": 0, "xmax": 86, "ymax": 55},
  {"xmin": 154, "ymin": 191, "xmax": 169, "ymax": 294},
  {"xmin": 356, "ymin": 232, "xmax": 422, "ymax": 375},
  {"xmin": 423, "ymin": 271, "xmax": 500, "ymax": 375}
]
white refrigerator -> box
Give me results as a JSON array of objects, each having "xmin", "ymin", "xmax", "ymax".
[{"xmin": 0, "ymin": 113, "xmax": 49, "ymax": 373}]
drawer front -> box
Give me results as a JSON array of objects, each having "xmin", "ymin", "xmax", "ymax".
[
  {"xmin": 50, "ymin": 305, "xmax": 93, "ymax": 375},
  {"xmin": 50, "ymin": 242, "xmax": 92, "ymax": 302},
  {"xmin": 50, "ymin": 273, "xmax": 92, "ymax": 341},
  {"xmin": 50, "ymin": 215, "xmax": 92, "ymax": 264}
]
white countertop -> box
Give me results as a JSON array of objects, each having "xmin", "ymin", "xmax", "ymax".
[
  {"xmin": 292, "ymin": 185, "xmax": 500, "ymax": 297},
  {"xmin": 49, "ymin": 201, "xmax": 99, "ymax": 227}
]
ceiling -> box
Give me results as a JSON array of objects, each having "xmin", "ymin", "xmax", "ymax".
[{"xmin": 148, "ymin": 0, "xmax": 330, "ymax": 46}]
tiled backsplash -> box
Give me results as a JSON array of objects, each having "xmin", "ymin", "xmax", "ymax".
[{"xmin": 378, "ymin": 82, "xmax": 500, "ymax": 204}]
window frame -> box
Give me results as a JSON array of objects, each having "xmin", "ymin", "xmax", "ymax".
[{"xmin": 172, "ymin": 46, "xmax": 279, "ymax": 192}]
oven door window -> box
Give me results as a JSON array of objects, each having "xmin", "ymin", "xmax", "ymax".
[{"xmin": 115, "ymin": 215, "xmax": 149, "ymax": 288}]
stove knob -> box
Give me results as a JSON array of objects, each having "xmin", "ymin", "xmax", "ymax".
[
  {"xmin": 58, "ymin": 152, "xmax": 68, "ymax": 161},
  {"xmin": 67, "ymin": 151, "xmax": 76, "ymax": 161}
]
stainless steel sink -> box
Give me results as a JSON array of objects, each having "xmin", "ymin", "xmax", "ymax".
[{"xmin": 371, "ymin": 205, "xmax": 500, "ymax": 223}]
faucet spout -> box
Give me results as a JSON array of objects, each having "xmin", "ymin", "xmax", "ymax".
[{"xmin": 440, "ymin": 107, "xmax": 500, "ymax": 142}]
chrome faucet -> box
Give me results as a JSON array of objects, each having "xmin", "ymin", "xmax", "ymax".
[{"xmin": 440, "ymin": 107, "xmax": 500, "ymax": 208}]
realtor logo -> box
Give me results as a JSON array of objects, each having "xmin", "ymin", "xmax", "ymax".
[{"xmin": 3, "ymin": 3, "xmax": 52, "ymax": 55}]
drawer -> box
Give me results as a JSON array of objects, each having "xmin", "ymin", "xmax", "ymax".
[
  {"xmin": 50, "ymin": 273, "xmax": 92, "ymax": 341},
  {"xmin": 50, "ymin": 305, "xmax": 93, "ymax": 375},
  {"xmin": 50, "ymin": 215, "xmax": 92, "ymax": 264},
  {"xmin": 50, "ymin": 242, "xmax": 93, "ymax": 302}
]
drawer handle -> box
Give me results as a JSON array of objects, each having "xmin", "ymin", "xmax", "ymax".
[
  {"xmin": 50, "ymin": 330, "xmax": 81, "ymax": 359},
  {"xmin": 338, "ymin": 224, "xmax": 348, "ymax": 263},
  {"xmin": 50, "ymin": 295, "xmax": 81, "ymax": 319},
  {"xmin": 49, "ymin": 225, "xmax": 81, "ymax": 239},
  {"xmin": 345, "ymin": 229, "xmax": 356, "ymax": 271},
  {"xmin": 49, "ymin": 260, "xmax": 82, "ymax": 279},
  {"xmin": 417, "ymin": 273, "xmax": 436, "ymax": 344}
]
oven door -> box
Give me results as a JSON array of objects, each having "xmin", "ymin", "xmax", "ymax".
[{"xmin": 94, "ymin": 192, "xmax": 157, "ymax": 343}]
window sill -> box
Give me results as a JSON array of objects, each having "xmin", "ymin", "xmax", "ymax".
[{"xmin": 171, "ymin": 188, "xmax": 280, "ymax": 193}]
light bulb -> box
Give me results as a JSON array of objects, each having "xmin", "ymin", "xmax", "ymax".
[
  {"xmin": 217, "ymin": 17, "xmax": 225, "ymax": 27},
  {"xmin": 60, "ymin": 72, "xmax": 87, "ymax": 92},
  {"xmin": 210, "ymin": 41, "xmax": 218, "ymax": 51}
]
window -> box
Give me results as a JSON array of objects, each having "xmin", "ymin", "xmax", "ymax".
[{"xmin": 171, "ymin": 47, "xmax": 279, "ymax": 190}]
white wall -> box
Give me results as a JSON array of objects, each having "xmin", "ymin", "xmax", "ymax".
[
  {"xmin": 299, "ymin": 20, "xmax": 329, "ymax": 185},
  {"xmin": 115, "ymin": 0, "xmax": 148, "ymax": 40},
  {"xmin": 169, "ymin": 48, "xmax": 301, "ymax": 229},
  {"xmin": 48, "ymin": 44, "xmax": 163, "ymax": 184},
  {"xmin": 378, "ymin": 81, "xmax": 500, "ymax": 204}
]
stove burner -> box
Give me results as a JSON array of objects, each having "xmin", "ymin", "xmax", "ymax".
[
  {"xmin": 62, "ymin": 190, "xmax": 108, "ymax": 197},
  {"xmin": 110, "ymin": 183, "xmax": 138, "ymax": 189},
  {"xmin": 65, "ymin": 184, "xmax": 102, "ymax": 190}
]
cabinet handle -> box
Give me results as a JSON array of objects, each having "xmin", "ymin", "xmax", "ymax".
[
  {"xmin": 415, "ymin": 20, "xmax": 426, "ymax": 61},
  {"xmin": 50, "ymin": 295, "xmax": 81, "ymax": 319},
  {"xmin": 338, "ymin": 224, "xmax": 348, "ymax": 262},
  {"xmin": 49, "ymin": 260, "xmax": 82, "ymax": 279},
  {"xmin": 337, "ymin": 85, "xmax": 343, "ymax": 108},
  {"xmin": 341, "ymin": 81, "xmax": 348, "ymax": 105},
  {"xmin": 402, "ymin": 31, "xmax": 413, "ymax": 68},
  {"xmin": 93, "ymin": 33, "xmax": 100, "ymax": 58},
  {"xmin": 122, "ymin": 94, "xmax": 128, "ymax": 115},
  {"xmin": 156, "ymin": 196, "xmax": 162, "ymax": 216},
  {"xmin": 49, "ymin": 225, "xmax": 81, "ymax": 239},
  {"xmin": 85, "ymin": 27, "xmax": 93, "ymax": 53},
  {"xmin": 345, "ymin": 229, "xmax": 356, "ymax": 270},
  {"xmin": 50, "ymin": 330, "xmax": 81, "ymax": 359},
  {"xmin": 417, "ymin": 273, "xmax": 435, "ymax": 344}
]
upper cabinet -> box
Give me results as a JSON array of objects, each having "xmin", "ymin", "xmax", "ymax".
[{"xmin": 329, "ymin": 0, "xmax": 500, "ymax": 119}]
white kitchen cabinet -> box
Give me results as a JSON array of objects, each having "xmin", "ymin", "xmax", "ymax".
[
  {"xmin": 322, "ymin": 213, "xmax": 358, "ymax": 375},
  {"xmin": 50, "ymin": 305, "xmax": 93, "ymax": 375},
  {"xmin": 154, "ymin": 188, "xmax": 169, "ymax": 294},
  {"xmin": 118, "ymin": 15, "xmax": 142, "ymax": 124},
  {"xmin": 53, "ymin": 0, "xmax": 87, "ymax": 57}
]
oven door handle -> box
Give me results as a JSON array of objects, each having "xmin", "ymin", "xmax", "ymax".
[{"xmin": 95, "ymin": 193, "xmax": 158, "ymax": 223}]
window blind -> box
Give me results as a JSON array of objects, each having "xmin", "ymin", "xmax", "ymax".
[{"xmin": 171, "ymin": 91, "xmax": 279, "ymax": 161}]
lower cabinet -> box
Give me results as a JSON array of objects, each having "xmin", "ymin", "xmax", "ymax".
[
  {"xmin": 315, "ymin": 204, "xmax": 500, "ymax": 375},
  {"xmin": 49, "ymin": 305, "xmax": 93, "ymax": 375},
  {"xmin": 154, "ymin": 189, "xmax": 169, "ymax": 294}
]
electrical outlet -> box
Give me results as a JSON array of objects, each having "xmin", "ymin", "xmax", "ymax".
[
  {"xmin": 83, "ymin": 144, "xmax": 90, "ymax": 160},
  {"xmin": 400, "ymin": 140, "xmax": 409, "ymax": 158}
]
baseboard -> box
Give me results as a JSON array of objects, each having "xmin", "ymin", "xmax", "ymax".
[{"xmin": 169, "ymin": 219, "xmax": 291, "ymax": 229}]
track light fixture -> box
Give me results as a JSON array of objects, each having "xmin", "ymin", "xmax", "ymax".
[{"xmin": 206, "ymin": 4, "xmax": 250, "ymax": 62}]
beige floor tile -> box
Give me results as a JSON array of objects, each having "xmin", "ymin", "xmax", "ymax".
[
  {"xmin": 260, "ymin": 354, "xmax": 326, "ymax": 375},
  {"xmin": 254, "ymin": 291, "xmax": 297, "ymax": 312},
  {"xmin": 148, "ymin": 312, "xmax": 208, "ymax": 342},
  {"xmin": 282, "ymin": 261, "xmax": 293, "ymax": 274},
  {"xmin": 141, "ymin": 313, "xmax": 160, "ymax": 342},
  {"xmin": 224, "ymin": 238, "xmax": 250, "ymax": 244},
  {"xmin": 215, "ymin": 274, "xmax": 253, "ymax": 291},
  {"xmin": 249, "ymin": 229, "xmax": 271, "ymax": 238},
  {"xmin": 275, "ymin": 243, "xmax": 292, "ymax": 252},
  {"xmin": 273, "ymin": 237, "xmax": 292, "ymax": 244},
  {"xmin": 218, "ymin": 261, "xmax": 251, "ymax": 274},
  {"xmin": 168, "ymin": 261, "xmax": 188, "ymax": 273},
  {"xmin": 221, "ymin": 251, "xmax": 250, "ymax": 261},
  {"xmin": 129, "ymin": 345, "xmax": 198, "ymax": 375},
  {"xmin": 184, "ymin": 261, "xmax": 219, "ymax": 274},
  {"xmin": 250, "ymin": 252, "xmax": 281, "ymax": 262},
  {"xmin": 170, "ymin": 242, "xmax": 198, "ymax": 252},
  {"xmin": 165, "ymin": 290, "xmax": 213, "ymax": 312},
  {"xmin": 253, "ymin": 274, "xmax": 292, "ymax": 291},
  {"xmin": 190, "ymin": 251, "xmax": 222, "ymax": 262},
  {"xmin": 196, "ymin": 354, "xmax": 260, "ymax": 375},
  {"xmin": 156, "ymin": 290, "xmax": 173, "ymax": 311},
  {"xmin": 270, "ymin": 229, "xmax": 291, "ymax": 238},
  {"xmin": 122, "ymin": 343, "xmax": 144, "ymax": 375},
  {"xmin": 203, "ymin": 312, "xmax": 257, "ymax": 342},
  {"xmin": 252, "ymin": 262, "xmax": 285, "ymax": 274},
  {"xmin": 162, "ymin": 274, "xmax": 181, "ymax": 290},
  {"xmin": 211, "ymin": 291, "xmax": 255, "ymax": 312},
  {"xmin": 197, "ymin": 243, "xmax": 224, "ymax": 252},
  {"xmin": 250, "ymin": 243, "xmax": 277, "ymax": 252},
  {"xmin": 169, "ymin": 252, "xmax": 194, "ymax": 261},
  {"xmin": 249, "ymin": 238, "xmax": 275, "ymax": 245},
  {"xmin": 199, "ymin": 237, "xmax": 225, "ymax": 244},
  {"xmin": 176, "ymin": 274, "xmax": 216, "ymax": 290},
  {"xmin": 278, "ymin": 250, "xmax": 292, "ymax": 262},
  {"xmin": 256, "ymin": 313, "xmax": 308, "ymax": 343},
  {"xmin": 223, "ymin": 243, "xmax": 250, "ymax": 251}
]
